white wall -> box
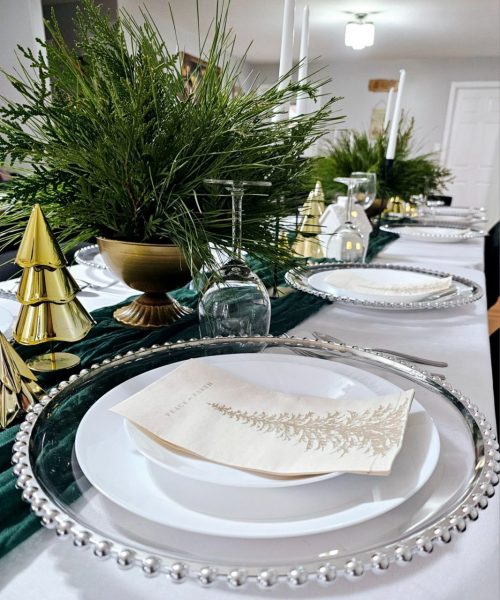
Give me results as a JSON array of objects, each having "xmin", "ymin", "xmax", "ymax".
[
  {"xmin": 0, "ymin": 0, "xmax": 45, "ymax": 106},
  {"xmin": 118, "ymin": 0, "xmax": 199, "ymax": 56},
  {"xmin": 249, "ymin": 57, "xmax": 500, "ymax": 155},
  {"xmin": 117, "ymin": 0, "xmax": 253, "ymax": 88}
]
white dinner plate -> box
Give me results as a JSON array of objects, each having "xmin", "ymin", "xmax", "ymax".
[
  {"xmin": 308, "ymin": 267, "xmax": 453, "ymax": 303},
  {"xmin": 382, "ymin": 225, "xmax": 485, "ymax": 243},
  {"xmin": 0, "ymin": 305, "xmax": 16, "ymax": 336},
  {"xmin": 75, "ymin": 353, "xmax": 440, "ymax": 538}
]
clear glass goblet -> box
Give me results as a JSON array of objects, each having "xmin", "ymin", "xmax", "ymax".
[
  {"xmin": 326, "ymin": 177, "xmax": 367, "ymax": 263},
  {"xmin": 199, "ymin": 179, "xmax": 272, "ymax": 338},
  {"xmin": 350, "ymin": 171, "xmax": 377, "ymax": 209}
]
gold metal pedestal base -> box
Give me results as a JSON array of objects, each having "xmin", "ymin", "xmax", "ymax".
[
  {"xmin": 268, "ymin": 285, "xmax": 295, "ymax": 299},
  {"xmin": 113, "ymin": 293, "xmax": 193, "ymax": 328},
  {"xmin": 27, "ymin": 351, "xmax": 81, "ymax": 373}
]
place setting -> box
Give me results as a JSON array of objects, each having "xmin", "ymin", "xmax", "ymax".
[
  {"xmin": 13, "ymin": 334, "xmax": 497, "ymax": 588},
  {"xmin": 407, "ymin": 207, "xmax": 487, "ymax": 227},
  {"xmin": 380, "ymin": 223, "xmax": 487, "ymax": 243},
  {"xmin": 286, "ymin": 262, "xmax": 483, "ymax": 310},
  {"xmin": 0, "ymin": 0, "xmax": 498, "ymax": 598}
]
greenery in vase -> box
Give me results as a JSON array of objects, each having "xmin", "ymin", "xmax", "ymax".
[
  {"xmin": 311, "ymin": 118, "xmax": 452, "ymax": 201},
  {"xmin": 0, "ymin": 0, "xmax": 342, "ymax": 272}
]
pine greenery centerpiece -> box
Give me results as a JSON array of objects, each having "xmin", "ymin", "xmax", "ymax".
[
  {"xmin": 311, "ymin": 118, "xmax": 452, "ymax": 201},
  {"xmin": 0, "ymin": 0, "xmax": 342, "ymax": 274}
]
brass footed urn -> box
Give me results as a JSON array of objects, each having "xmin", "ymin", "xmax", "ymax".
[{"xmin": 97, "ymin": 239, "xmax": 193, "ymax": 329}]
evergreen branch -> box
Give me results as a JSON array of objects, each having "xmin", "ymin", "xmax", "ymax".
[
  {"xmin": 0, "ymin": 0, "xmax": 344, "ymax": 272},
  {"xmin": 310, "ymin": 117, "xmax": 453, "ymax": 201}
]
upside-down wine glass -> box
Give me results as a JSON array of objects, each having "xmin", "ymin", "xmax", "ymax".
[
  {"xmin": 350, "ymin": 171, "xmax": 377, "ymax": 210},
  {"xmin": 326, "ymin": 177, "xmax": 367, "ymax": 263},
  {"xmin": 199, "ymin": 179, "xmax": 272, "ymax": 337}
]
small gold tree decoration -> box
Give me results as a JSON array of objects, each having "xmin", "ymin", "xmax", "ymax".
[
  {"xmin": 13, "ymin": 204, "xmax": 95, "ymax": 372},
  {"xmin": 309, "ymin": 181, "xmax": 326, "ymax": 216},
  {"xmin": 291, "ymin": 186, "xmax": 324, "ymax": 259},
  {"xmin": 0, "ymin": 332, "xmax": 44, "ymax": 429}
]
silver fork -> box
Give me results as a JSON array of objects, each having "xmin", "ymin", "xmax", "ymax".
[
  {"xmin": 312, "ymin": 332, "xmax": 448, "ymax": 368},
  {"xmin": 281, "ymin": 335, "xmax": 446, "ymax": 380},
  {"xmin": 77, "ymin": 278, "xmax": 118, "ymax": 291}
]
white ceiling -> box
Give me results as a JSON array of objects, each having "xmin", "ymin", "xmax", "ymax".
[{"xmin": 166, "ymin": 0, "xmax": 500, "ymax": 63}]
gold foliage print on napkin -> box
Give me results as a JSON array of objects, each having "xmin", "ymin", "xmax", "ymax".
[{"xmin": 208, "ymin": 402, "xmax": 408, "ymax": 457}]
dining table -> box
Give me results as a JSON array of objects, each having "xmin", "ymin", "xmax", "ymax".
[{"xmin": 0, "ymin": 233, "xmax": 497, "ymax": 600}]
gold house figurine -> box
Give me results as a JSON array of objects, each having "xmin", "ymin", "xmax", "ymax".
[
  {"xmin": 13, "ymin": 204, "xmax": 95, "ymax": 372},
  {"xmin": 0, "ymin": 332, "xmax": 44, "ymax": 429}
]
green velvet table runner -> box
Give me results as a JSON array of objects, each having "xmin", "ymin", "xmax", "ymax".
[{"xmin": 0, "ymin": 231, "xmax": 397, "ymax": 559}]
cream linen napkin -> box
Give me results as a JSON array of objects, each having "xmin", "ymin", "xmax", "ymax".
[
  {"xmin": 325, "ymin": 271, "xmax": 453, "ymax": 297},
  {"xmin": 111, "ymin": 360, "xmax": 414, "ymax": 477}
]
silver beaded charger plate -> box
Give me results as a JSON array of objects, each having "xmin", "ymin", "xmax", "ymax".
[
  {"xmin": 74, "ymin": 244, "xmax": 107, "ymax": 270},
  {"xmin": 380, "ymin": 224, "xmax": 486, "ymax": 243},
  {"xmin": 14, "ymin": 337, "xmax": 499, "ymax": 590},
  {"xmin": 285, "ymin": 263, "xmax": 483, "ymax": 310}
]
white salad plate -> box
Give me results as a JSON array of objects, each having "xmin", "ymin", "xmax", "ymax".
[
  {"xmin": 420, "ymin": 206, "xmax": 485, "ymax": 217},
  {"xmin": 308, "ymin": 267, "xmax": 453, "ymax": 303},
  {"xmin": 412, "ymin": 214, "xmax": 485, "ymax": 227},
  {"xmin": 381, "ymin": 224, "xmax": 485, "ymax": 243},
  {"xmin": 125, "ymin": 421, "xmax": 341, "ymax": 488},
  {"xmin": 75, "ymin": 353, "xmax": 440, "ymax": 538}
]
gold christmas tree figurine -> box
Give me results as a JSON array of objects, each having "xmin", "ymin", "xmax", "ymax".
[
  {"xmin": 292, "ymin": 188, "xmax": 324, "ymax": 259},
  {"xmin": 13, "ymin": 204, "xmax": 95, "ymax": 373},
  {"xmin": 0, "ymin": 332, "xmax": 44, "ymax": 429},
  {"xmin": 312, "ymin": 181, "xmax": 326, "ymax": 216}
]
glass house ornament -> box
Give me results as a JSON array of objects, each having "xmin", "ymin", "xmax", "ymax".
[
  {"xmin": 319, "ymin": 198, "xmax": 372, "ymax": 259},
  {"xmin": 325, "ymin": 178, "xmax": 366, "ymax": 263}
]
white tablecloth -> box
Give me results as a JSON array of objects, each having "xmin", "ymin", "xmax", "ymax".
[{"xmin": 0, "ymin": 236, "xmax": 498, "ymax": 599}]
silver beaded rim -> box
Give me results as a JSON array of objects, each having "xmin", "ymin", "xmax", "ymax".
[
  {"xmin": 380, "ymin": 224, "xmax": 485, "ymax": 241},
  {"xmin": 285, "ymin": 262, "xmax": 483, "ymax": 310},
  {"xmin": 13, "ymin": 336, "xmax": 499, "ymax": 589},
  {"xmin": 73, "ymin": 244, "xmax": 107, "ymax": 270}
]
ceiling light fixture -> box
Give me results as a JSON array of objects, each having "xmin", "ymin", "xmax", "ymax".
[{"xmin": 345, "ymin": 13, "xmax": 375, "ymax": 50}]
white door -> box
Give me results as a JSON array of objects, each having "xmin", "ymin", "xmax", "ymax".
[{"xmin": 441, "ymin": 82, "xmax": 500, "ymax": 212}]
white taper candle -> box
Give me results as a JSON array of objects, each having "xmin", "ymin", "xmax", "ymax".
[
  {"xmin": 383, "ymin": 86, "xmax": 395, "ymax": 130},
  {"xmin": 273, "ymin": 0, "xmax": 295, "ymax": 122},
  {"xmin": 296, "ymin": 4, "xmax": 310, "ymax": 117},
  {"xmin": 386, "ymin": 69, "xmax": 406, "ymax": 159}
]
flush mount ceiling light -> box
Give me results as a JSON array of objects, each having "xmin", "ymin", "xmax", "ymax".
[{"xmin": 345, "ymin": 13, "xmax": 375, "ymax": 50}]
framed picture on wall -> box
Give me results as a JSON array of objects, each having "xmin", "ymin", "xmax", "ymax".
[
  {"xmin": 180, "ymin": 52, "xmax": 241, "ymax": 96},
  {"xmin": 369, "ymin": 104, "xmax": 386, "ymax": 138},
  {"xmin": 181, "ymin": 52, "xmax": 210, "ymax": 94}
]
